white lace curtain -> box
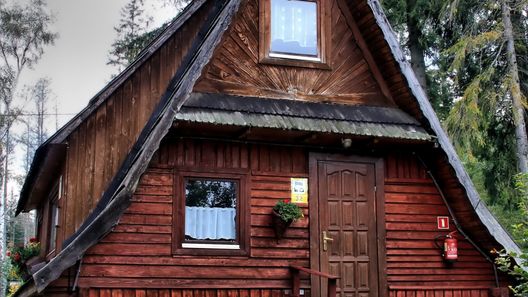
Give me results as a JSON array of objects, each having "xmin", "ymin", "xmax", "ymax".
[{"xmin": 185, "ymin": 206, "xmax": 236, "ymax": 240}]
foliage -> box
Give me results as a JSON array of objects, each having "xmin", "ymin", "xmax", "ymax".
[
  {"xmin": 441, "ymin": 0, "xmax": 528, "ymax": 234},
  {"xmin": 108, "ymin": 0, "xmax": 153, "ymax": 70},
  {"xmin": 273, "ymin": 200, "xmax": 303, "ymax": 222},
  {"xmin": 108, "ymin": 0, "xmax": 191, "ymax": 72},
  {"xmin": 185, "ymin": 180, "xmax": 237, "ymax": 208},
  {"xmin": 381, "ymin": 0, "xmax": 456, "ymax": 120},
  {"xmin": 0, "ymin": 0, "xmax": 56, "ymax": 293},
  {"xmin": 6, "ymin": 238, "xmax": 40, "ymax": 282},
  {"xmin": 494, "ymin": 173, "xmax": 528, "ymax": 296}
]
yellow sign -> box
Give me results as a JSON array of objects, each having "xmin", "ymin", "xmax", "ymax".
[{"xmin": 291, "ymin": 178, "xmax": 308, "ymax": 204}]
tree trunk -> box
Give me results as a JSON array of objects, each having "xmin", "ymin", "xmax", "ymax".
[
  {"xmin": 502, "ymin": 0, "xmax": 528, "ymax": 174},
  {"xmin": 406, "ymin": 0, "xmax": 428, "ymax": 91}
]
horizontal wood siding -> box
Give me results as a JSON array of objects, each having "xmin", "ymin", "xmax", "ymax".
[
  {"xmin": 75, "ymin": 141, "xmax": 502, "ymax": 294},
  {"xmin": 193, "ymin": 0, "xmax": 393, "ymax": 107},
  {"xmin": 57, "ymin": 4, "xmax": 213, "ymax": 250},
  {"xmin": 384, "ymin": 153, "xmax": 498, "ymax": 288},
  {"xmin": 389, "ymin": 288, "xmax": 490, "ymax": 297},
  {"xmin": 80, "ymin": 288, "xmax": 288, "ymax": 297},
  {"xmin": 80, "ymin": 139, "xmax": 309, "ymax": 290}
]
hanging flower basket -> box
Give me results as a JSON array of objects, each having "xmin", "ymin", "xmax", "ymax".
[{"xmin": 271, "ymin": 200, "xmax": 303, "ymax": 240}]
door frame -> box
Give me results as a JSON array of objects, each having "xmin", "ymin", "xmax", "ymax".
[{"xmin": 308, "ymin": 153, "xmax": 387, "ymax": 297}]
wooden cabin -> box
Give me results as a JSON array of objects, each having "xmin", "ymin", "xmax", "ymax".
[{"xmin": 15, "ymin": 0, "xmax": 521, "ymax": 296}]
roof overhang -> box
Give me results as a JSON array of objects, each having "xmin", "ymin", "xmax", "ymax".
[
  {"xmin": 176, "ymin": 93, "xmax": 433, "ymax": 141},
  {"xmin": 17, "ymin": 143, "xmax": 67, "ymax": 214}
]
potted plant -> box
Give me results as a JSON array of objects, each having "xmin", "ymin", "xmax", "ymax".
[{"xmin": 271, "ymin": 200, "xmax": 304, "ymax": 240}]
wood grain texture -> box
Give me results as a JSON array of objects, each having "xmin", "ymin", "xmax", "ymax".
[
  {"xmin": 383, "ymin": 152, "xmax": 500, "ymax": 288},
  {"xmin": 56, "ymin": 3, "xmax": 213, "ymax": 248},
  {"xmin": 79, "ymin": 139, "xmax": 310, "ymax": 289},
  {"xmin": 79, "ymin": 289, "xmax": 290, "ymax": 297},
  {"xmin": 69, "ymin": 142, "xmax": 503, "ymax": 294},
  {"xmin": 194, "ymin": 0, "xmax": 393, "ymax": 106}
]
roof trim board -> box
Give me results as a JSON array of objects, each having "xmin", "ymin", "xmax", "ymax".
[
  {"xmin": 30, "ymin": 0, "xmax": 241, "ymax": 292},
  {"xmin": 366, "ymin": 0, "xmax": 521, "ymax": 257}
]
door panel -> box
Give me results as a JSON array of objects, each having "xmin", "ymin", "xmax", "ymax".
[{"xmin": 317, "ymin": 160, "xmax": 379, "ymax": 297}]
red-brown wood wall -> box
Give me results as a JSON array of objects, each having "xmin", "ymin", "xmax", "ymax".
[
  {"xmin": 45, "ymin": 139, "xmax": 503, "ymax": 297},
  {"xmin": 52, "ymin": 3, "xmax": 213, "ymax": 253}
]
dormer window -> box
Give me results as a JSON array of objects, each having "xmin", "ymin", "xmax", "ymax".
[{"xmin": 259, "ymin": 0, "xmax": 330, "ymax": 68}]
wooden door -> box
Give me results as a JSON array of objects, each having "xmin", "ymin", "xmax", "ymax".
[{"xmin": 310, "ymin": 155, "xmax": 384, "ymax": 297}]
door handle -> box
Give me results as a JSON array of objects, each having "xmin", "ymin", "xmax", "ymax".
[{"xmin": 323, "ymin": 231, "xmax": 334, "ymax": 251}]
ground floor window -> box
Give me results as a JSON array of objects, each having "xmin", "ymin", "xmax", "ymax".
[{"xmin": 173, "ymin": 172, "xmax": 248, "ymax": 256}]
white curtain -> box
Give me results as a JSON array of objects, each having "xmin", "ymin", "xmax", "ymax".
[{"xmin": 185, "ymin": 206, "xmax": 236, "ymax": 240}]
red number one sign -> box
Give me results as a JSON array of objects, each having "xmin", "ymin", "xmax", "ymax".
[{"xmin": 437, "ymin": 216, "xmax": 450, "ymax": 230}]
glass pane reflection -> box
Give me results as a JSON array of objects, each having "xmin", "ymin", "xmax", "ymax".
[{"xmin": 270, "ymin": 0, "xmax": 318, "ymax": 57}]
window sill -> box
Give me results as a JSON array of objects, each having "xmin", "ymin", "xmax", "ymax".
[
  {"xmin": 259, "ymin": 56, "xmax": 331, "ymax": 70},
  {"xmin": 182, "ymin": 243, "xmax": 240, "ymax": 250}
]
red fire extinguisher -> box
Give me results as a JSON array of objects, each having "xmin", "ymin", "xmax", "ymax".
[{"xmin": 434, "ymin": 231, "xmax": 458, "ymax": 263}]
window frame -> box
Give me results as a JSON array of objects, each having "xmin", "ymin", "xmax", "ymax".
[
  {"xmin": 259, "ymin": 0, "xmax": 331, "ymax": 69},
  {"xmin": 172, "ymin": 171, "xmax": 249, "ymax": 256},
  {"xmin": 45, "ymin": 176, "xmax": 62, "ymax": 259}
]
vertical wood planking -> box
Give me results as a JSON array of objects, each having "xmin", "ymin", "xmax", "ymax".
[{"xmin": 56, "ymin": 3, "xmax": 213, "ymax": 247}]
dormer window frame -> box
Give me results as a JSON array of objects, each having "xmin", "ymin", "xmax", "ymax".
[{"xmin": 259, "ymin": 0, "xmax": 331, "ymax": 69}]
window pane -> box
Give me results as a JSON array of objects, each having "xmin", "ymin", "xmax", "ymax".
[
  {"xmin": 270, "ymin": 0, "xmax": 317, "ymax": 56},
  {"xmin": 185, "ymin": 179, "xmax": 237, "ymax": 241}
]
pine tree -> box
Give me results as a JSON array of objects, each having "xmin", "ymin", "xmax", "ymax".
[
  {"xmin": 107, "ymin": 0, "xmax": 152, "ymax": 71},
  {"xmin": 381, "ymin": 0, "xmax": 455, "ymax": 120}
]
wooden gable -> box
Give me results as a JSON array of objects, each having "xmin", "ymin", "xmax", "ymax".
[{"xmin": 194, "ymin": 0, "xmax": 395, "ymax": 107}]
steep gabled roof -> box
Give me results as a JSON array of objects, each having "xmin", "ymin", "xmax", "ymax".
[{"xmin": 16, "ymin": 0, "xmax": 521, "ymax": 295}]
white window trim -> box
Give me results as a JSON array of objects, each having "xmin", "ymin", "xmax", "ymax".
[
  {"xmin": 269, "ymin": 52, "xmax": 321, "ymax": 62},
  {"xmin": 181, "ymin": 243, "xmax": 241, "ymax": 250}
]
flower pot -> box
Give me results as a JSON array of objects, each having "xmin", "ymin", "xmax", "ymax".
[{"xmin": 271, "ymin": 210, "xmax": 293, "ymax": 240}]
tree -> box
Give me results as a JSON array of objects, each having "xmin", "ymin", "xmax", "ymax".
[
  {"xmin": 108, "ymin": 0, "xmax": 191, "ymax": 72},
  {"xmin": 501, "ymin": 0, "xmax": 528, "ymax": 174},
  {"xmin": 0, "ymin": 0, "xmax": 56, "ymax": 294},
  {"xmin": 443, "ymin": 0, "xmax": 528, "ymax": 209},
  {"xmin": 18, "ymin": 78, "xmax": 53, "ymax": 174},
  {"xmin": 108, "ymin": 0, "xmax": 152, "ymax": 71},
  {"xmin": 381, "ymin": 0, "xmax": 456, "ymax": 120}
]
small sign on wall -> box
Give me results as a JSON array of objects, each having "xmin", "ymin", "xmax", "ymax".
[
  {"xmin": 291, "ymin": 178, "xmax": 308, "ymax": 204},
  {"xmin": 437, "ymin": 216, "xmax": 450, "ymax": 230}
]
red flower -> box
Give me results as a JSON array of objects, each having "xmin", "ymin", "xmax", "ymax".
[
  {"xmin": 13, "ymin": 252, "xmax": 21, "ymax": 262},
  {"xmin": 29, "ymin": 237, "xmax": 37, "ymax": 243},
  {"xmin": 6, "ymin": 251, "xmax": 10, "ymax": 257}
]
